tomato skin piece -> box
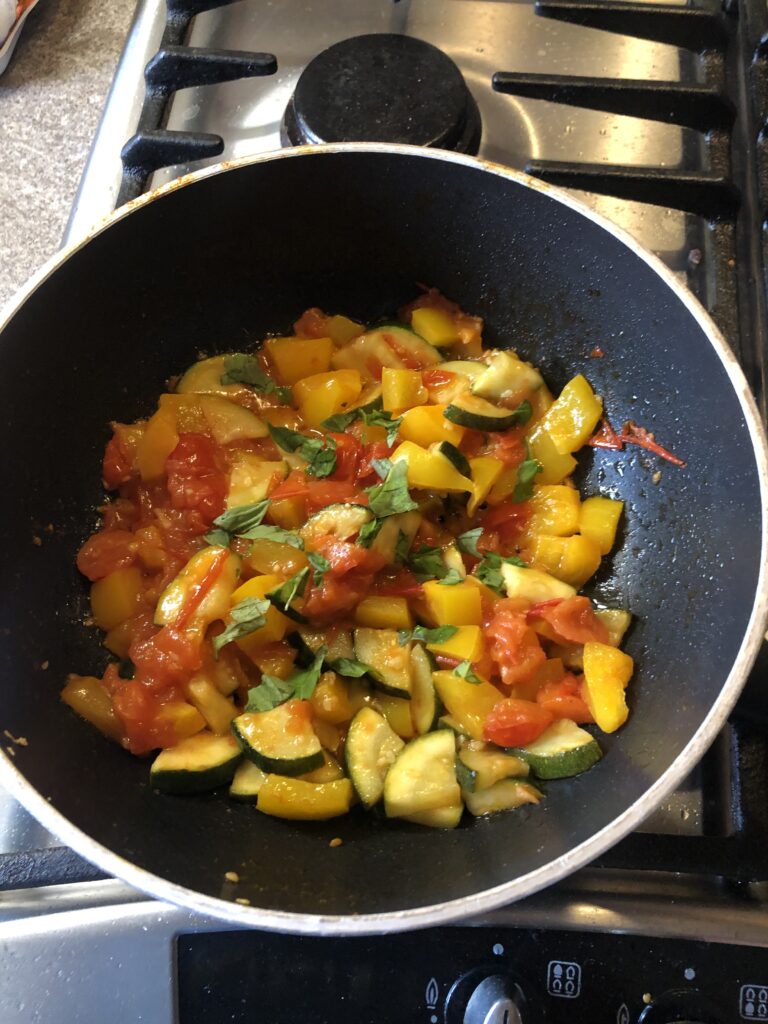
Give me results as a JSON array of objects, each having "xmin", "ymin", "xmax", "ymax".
[
  {"xmin": 294, "ymin": 307, "xmax": 330, "ymax": 339},
  {"xmin": 533, "ymin": 596, "xmax": 610, "ymax": 646},
  {"xmin": 312, "ymin": 535, "xmax": 386, "ymax": 576},
  {"xmin": 77, "ymin": 530, "xmax": 137, "ymax": 581},
  {"xmin": 486, "ymin": 601, "xmax": 547, "ymax": 688},
  {"xmin": 483, "ymin": 698, "xmax": 553, "ymax": 747},
  {"xmin": 302, "ymin": 573, "xmax": 372, "ymax": 620},
  {"xmin": 482, "ymin": 500, "xmax": 532, "ymax": 544},
  {"xmin": 269, "ymin": 469, "xmax": 310, "ymax": 502},
  {"xmin": 166, "ymin": 433, "xmax": 227, "ymax": 525},
  {"xmin": 103, "ymin": 435, "xmax": 134, "ymax": 489},
  {"xmin": 305, "ymin": 480, "xmax": 367, "ymax": 513},
  {"xmin": 128, "ymin": 623, "xmax": 203, "ymax": 691},
  {"xmin": 488, "ymin": 429, "xmax": 527, "ymax": 468},
  {"xmin": 422, "ymin": 368, "xmax": 456, "ymax": 388},
  {"xmin": 356, "ymin": 441, "xmax": 393, "ymax": 485},
  {"xmin": 371, "ymin": 568, "xmax": 423, "ymax": 598},
  {"xmin": 327, "ymin": 433, "xmax": 362, "ymax": 482},
  {"xmin": 536, "ymin": 674, "xmax": 594, "ymax": 724}
]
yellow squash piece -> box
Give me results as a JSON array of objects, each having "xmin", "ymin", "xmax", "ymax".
[
  {"xmin": 326, "ymin": 315, "xmax": 364, "ymax": 346},
  {"xmin": 311, "ymin": 672, "xmax": 357, "ymax": 725},
  {"xmin": 381, "ymin": 368, "xmax": 428, "ymax": 412},
  {"xmin": 62, "ymin": 674, "xmax": 123, "ymax": 742},
  {"xmin": 595, "ymin": 608, "xmax": 632, "ymax": 647},
  {"xmin": 530, "ymin": 534, "xmax": 602, "ymax": 589},
  {"xmin": 422, "ymin": 580, "xmax": 482, "ymax": 627},
  {"xmin": 257, "ymin": 776, "xmax": 354, "ymax": 820},
  {"xmin": 390, "ymin": 441, "xmax": 473, "ymax": 493},
  {"xmin": 154, "ymin": 547, "xmax": 241, "ymax": 633},
  {"xmin": 230, "ymin": 573, "xmax": 292, "ymax": 651},
  {"xmin": 267, "ymin": 496, "xmax": 306, "ymax": 530},
  {"xmin": 525, "ymin": 484, "xmax": 581, "ymax": 537},
  {"xmin": 227, "ymin": 453, "xmax": 288, "ymax": 508},
  {"xmin": 136, "ymin": 405, "xmax": 179, "ymax": 482},
  {"xmin": 411, "ymin": 307, "xmax": 459, "ymax": 347},
  {"xmin": 90, "ymin": 567, "xmax": 143, "ymax": 631},
  {"xmin": 155, "ymin": 701, "xmax": 207, "ymax": 742},
  {"xmin": 245, "ymin": 538, "xmax": 308, "ymax": 577},
  {"xmin": 432, "ymin": 671, "xmax": 501, "ymax": 741},
  {"xmin": 355, "ymin": 596, "xmax": 413, "ymax": 630},
  {"xmin": 185, "ymin": 675, "xmax": 238, "ymax": 734},
  {"xmin": 426, "ymin": 625, "xmax": 484, "ymax": 662},
  {"xmin": 579, "ymin": 495, "xmax": 624, "ymax": 555},
  {"xmin": 264, "ymin": 336, "xmax": 335, "ymax": 385},
  {"xmin": 398, "ymin": 404, "xmax": 465, "ymax": 447},
  {"xmin": 582, "ymin": 642, "xmax": 634, "ymax": 733},
  {"xmin": 540, "ymin": 374, "xmax": 603, "ymax": 454},
  {"xmin": 527, "ymin": 423, "xmax": 578, "ymax": 484},
  {"xmin": 468, "ymin": 457, "xmax": 505, "ymax": 516},
  {"xmin": 293, "ymin": 369, "xmax": 362, "ymax": 427}
]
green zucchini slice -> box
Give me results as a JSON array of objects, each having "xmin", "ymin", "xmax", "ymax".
[
  {"xmin": 384, "ymin": 730, "xmax": 461, "ymax": 817},
  {"xmin": 458, "ymin": 747, "xmax": 529, "ymax": 791},
  {"xmin": 354, "ymin": 628, "xmax": 413, "ymax": 699},
  {"xmin": 509, "ymin": 719, "xmax": 602, "ymax": 780},
  {"xmin": 299, "ymin": 503, "xmax": 373, "ymax": 545},
  {"xmin": 231, "ymin": 701, "xmax": 324, "ymax": 775},
  {"xmin": 436, "ymin": 441, "xmax": 471, "ymax": 479},
  {"xmin": 370, "ymin": 509, "xmax": 422, "ymax": 564},
  {"xmin": 229, "ymin": 759, "xmax": 268, "ymax": 801},
  {"xmin": 410, "ymin": 644, "xmax": 438, "ymax": 735},
  {"xmin": 470, "ymin": 350, "xmax": 543, "ymax": 404},
  {"xmin": 444, "ymin": 393, "xmax": 527, "ymax": 432},
  {"xmin": 463, "ymin": 779, "xmax": 542, "ymax": 816},
  {"xmin": 403, "ymin": 802, "xmax": 464, "ymax": 828},
  {"xmin": 346, "ymin": 707, "xmax": 405, "ymax": 807},
  {"xmin": 370, "ymin": 325, "xmax": 443, "ymax": 367},
  {"xmin": 150, "ymin": 732, "xmax": 241, "ymax": 795}
]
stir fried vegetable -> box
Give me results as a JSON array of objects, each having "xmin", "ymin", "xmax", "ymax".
[{"xmin": 64, "ymin": 290, "xmax": 650, "ymax": 828}]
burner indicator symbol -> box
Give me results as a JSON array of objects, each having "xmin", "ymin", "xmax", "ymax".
[
  {"xmin": 426, "ymin": 978, "xmax": 440, "ymax": 1010},
  {"xmin": 741, "ymin": 984, "xmax": 768, "ymax": 1019},
  {"xmin": 617, "ymin": 1003, "xmax": 630, "ymax": 1024},
  {"xmin": 546, "ymin": 960, "xmax": 582, "ymax": 998}
]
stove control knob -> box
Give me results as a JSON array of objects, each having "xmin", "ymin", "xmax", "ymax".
[{"xmin": 463, "ymin": 975, "xmax": 524, "ymax": 1024}]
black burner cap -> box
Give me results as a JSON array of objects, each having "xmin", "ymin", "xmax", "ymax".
[{"xmin": 284, "ymin": 34, "xmax": 481, "ymax": 153}]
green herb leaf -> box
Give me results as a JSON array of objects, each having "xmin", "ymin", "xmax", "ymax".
[
  {"xmin": 240, "ymin": 524, "xmax": 304, "ymax": 548},
  {"xmin": 321, "ymin": 410, "xmax": 359, "ymax": 431},
  {"xmin": 361, "ymin": 408, "xmax": 402, "ymax": 447},
  {"xmin": 474, "ymin": 552, "xmax": 527, "ymax": 594},
  {"xmin": 266, "ymin": 568, "xmax": 309, "ymax": 613},
  {"xmin": 213, "ymin": 596, "xmax": 270, "ymax": 657},
  {"xmin": 394, "ymin": 530, "xmax": 412, "ymax": 565},
  {"xmin": 358, "ymin": 517, "xmax": 383, "ymax": 548},
  {"xmin": 457, "ymin": 527, "xmax": 483, "ymax": 558},
  {"xmin": 307, "ymin": 551, "xmax": 331, "ymax": 587},
  {"xmin": 267, "ymin": 424, "xmax": 337, "ymax": 479},
  {"xmin": 408, "ymin": 545, "xmax": 447, "ymax": 582},
  {"xmin": 512, "ymin": 442, "xmax": 543, "ymax": 503},
  {"xmin": 454, "ymin": 660, "xmax": 481, "ymax": 684},
  {"xmin": 245, "ymin": 675, "xmax": 296, "ymax": 712},
  {"xmin": 438, "ymin": 568, "xmax": 464, "ymax": 586},
  {"xmin": 455, "ymin": 758, "xmax": 477, "ymax": 792},
  {"xmin": 512, "ymin": 399, "xmax": 533, "ymax": 426},
  {"xmin": 327, "ymin": 657, "xmax": 382, "ymax": 683},
  {"xmin": 290, "ymin": 646, "xmax": 327, "ymax": 699},
  {"xmin": 365, "ymin": 460, "xmax": 418, "ymax": 518},
  {"xmin": 221, "ymin": 354, "xmax": 292, "ymax": 404},
  {"xmin": 371, "ymin": 457, "xmax": 392, "ymax": 480},
  {"xmin": 398, "ymin": 624, "xmax": 459, "ymax": 646},
  {"xmin": 205, "ymin": 500, "xmax": 270, "ymax": 546}
]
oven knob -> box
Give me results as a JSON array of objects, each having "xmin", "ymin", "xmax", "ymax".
[{"xmin": 463, "ymin": 975, "xmax": 524, "ymax": 1024}]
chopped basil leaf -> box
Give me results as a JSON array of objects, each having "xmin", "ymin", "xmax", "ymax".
[
  {"xmin": 408, "ymin": 545, "xmax": 447, "ymax": 582},
  {"xmin": 394, "ymin": 530, "xmax": 412, "ymax": 565},
  {"xmin": 457, "ymin": 527, "xmax": 483, "ymax": 558},
  {"xmin": 267, "ymin": 424, "xmax": 337, "ymax": 479},
  {"xmin": 290, "ymin": 646, "xmax": 328, "ymax": 700},
  {"xmin": 241, "ymin": 524, "xmax": 304, "ymax": 548},
  {"xmin": 361, "ymin": 408, "xmax": 402, "ymax": 447},
  {"xmin": 512, "ymin": 399, "xmax": 533, "ymax": 426},
  {"xmin": 205, "ymin": 500, "xmax": 270, "ymax": 546},
  {"xmin": 267, "ymin": 568, "xmax": 309, "ymax": 613},
  {"xmin": 398, "ymin": 624, "xmax": 459, "ymax": 646},
  {"xmin": 455, "ymin": 758, "xmax": 477, "ymax": 792},
  {"xmin": 365, "ymin": 460, "xmax": 418, "ymax": 518},
  {"xmin": 475, "ymin": 552, "xmax": 527, "ymax": 594},
  {"xmin": 327, "ymin": 657, "xmax": 382, "ymax": 684},
  {"xmin": 438, "ymin": 568, "xmax": 464, "ymax": 586},
  {"xmin": 371, "ymin": 457, "xmax": 392, "ymax": 481},
  {"xmin": 221, "ymin": 354, "xmax": 291, "ymax": 404},
  {"xmin": 321, "ymin": 409, "xmax": 359, "ymax": 431},
  {"xmin": 358, "ymin": 517, "xmax": 383, "ymax": 548},
  {"xmin": 454, "ymin": 660, "xmax": 481, "ymax": 684},
  {"xmin": 307, "ymin": 551, "xmax": 331, "ymax": 587},
  {"xmin": 512, "ymin": 442, "xmax": 543, "ymax": 503},
  {"xmin": 245, "ymin": 675, "xmax": 295, "ymax": 712},
  {"xmin": 213, "ymin": 596, "xmax": 270, "ymax": 657}
]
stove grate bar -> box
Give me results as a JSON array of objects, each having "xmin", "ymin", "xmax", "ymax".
[
  {"xmin": 525, "ymin": 160, "xmax": 740, "ymax": 218},
  {"xmin": 492, "ymin": 72, "xmax": 735, "ymax": 132},
  {"xmin": 165, "ymin": 0, "xmax": 242, "ymax": 27},
  {"xmin": 121, "ymin": 129, "xmax": 224, "ymax": 192},
  {"xmin": 145, "ymin": 45, "xmax": 277, "ymax": 95},
  {"xmin": 534, "ymin": 0, "xmax": 729, "ymax": 53}
]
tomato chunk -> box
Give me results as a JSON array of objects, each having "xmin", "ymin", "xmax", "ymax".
[
  {"xmin": 486, "ymin": 600, "xmax": 547, "ymax": 687},
  {"xmin": 77, "ymin": 530, "xmax": 137, "ymax": 581},
  {"xmin": 328, "ymin": 433, "xmax": 362, "ymax": 482},
  {"xmin": 483, "ymin": 699, "xmax": 553, "ymax": 747},
  {"xmin": 533, "ymin": 596, "xmax": 609, "ymax": 645},
  {"xmin": 166, "ymin": 433, "xmax": 226, "ymax": 525},
  {"xmin": 536, "ymin": 674, "xmax": 594, "ymax": 724}
]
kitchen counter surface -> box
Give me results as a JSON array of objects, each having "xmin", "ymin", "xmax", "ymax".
[{"xmin": 0, "ymin": 0, "xmax": 133, "ymax": 309}]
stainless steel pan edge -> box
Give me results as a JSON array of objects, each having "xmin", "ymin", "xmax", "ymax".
[{"xmin": 0, "ymin": 143, "xmax": 766, "ymax": 936}]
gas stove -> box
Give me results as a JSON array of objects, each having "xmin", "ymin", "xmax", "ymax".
[{"xmin": 3, "ymin": 1, "xmax": 768, "ymax": 1021}]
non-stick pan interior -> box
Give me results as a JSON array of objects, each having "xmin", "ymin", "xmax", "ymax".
[{"xmin": 0, "ymin": 149, "xmax": 762, "ymax": 922}]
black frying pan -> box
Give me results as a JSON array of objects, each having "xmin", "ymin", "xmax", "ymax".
[{"xmin": 0, "ymin": 146, "xmax": 765, "ymax": 934}]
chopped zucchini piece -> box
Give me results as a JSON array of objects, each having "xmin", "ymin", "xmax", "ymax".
[
  {"xmin": 354, "ymin": 628, "xmax": 412, "ymax": 699},
  {"xmin": 410, "ymin": 644, "xmax": 438, "ymax": 734},
  {"xmin": 257, "ymin": 776, "xmax": 354, "ymax": 820},
  {"xmin": 463, "ymin": 779, "xmax": 542, "ymax": 816},
  {"xmin": 595, "ymin": 608, "xmax": 632, "ymax": 647},
  {"xmin": 435, "ymin": 441, "xmax": 471, "ymax": 479},
  {"xmin": 384, "ymin": 730, "xmax": 461, "ymax": 817},
  {"xmin": 404, "ymin": 803, "xmax": 464, "ymax": 828},
  {"xmin": 369, "ymin": 324, "xmax": 443, "ymax": 367},
  {"xmin": 444, "ymin": 393, "xmax": 525, "ymax": 431},
  {"xmin": 432, "ymin": 671, "xmax": 501, "ymax": 742},
  {"xmin": 300, "ymin": 503, "xmax": 373, "ymax": 545},
  {"xmin": 373, "ymin": 694, "xmax": 415, "ymax": 739},
  {"xmin": 346, "ymin": 707, "xmax": 405, "ymax": 807},
  {"xmin": 509, "ymin": 719, "xmax": 602, "ymax": 779},
  {"xmin": 292, "ymin": 626, "xmax": 354, "ymax": 663},
  {"xmin": 470, "ymin": 350, "xmax": 543, "ymax": 404},
  {"xmin": 458, "ymin": 747, "xmax": 529, "ymax": 790},
  {"xmin": 300, "ymin": 750, "xmax": 346, "ymax": 783},
  {"xmin": 229, "ymin": 759, "xmax": 268, "ymax": 801},
  {"xmin": 199, "ymin": 395, "xmax": 268, "ymax": 444},
  {"xmin": 231, "ymin": 701, "xmax": 323, "ymax": 775},
  {"xmin": 370, "ymin": 510, "xmax": 422, "ymax": 563},
  {"xmin": 441, "ymin": 543, "xmax": 467, "ymax": 579},
  {"xmin": 438, "ymin": 714, "xmax": 470, "ymax": 738},
  {"xmin": 501, "ymin": 562, "xmax": 576, "ymax": 603},
  {"xmin": 151, "ymin": 732, "xmax": 241, "ymax": 795}
]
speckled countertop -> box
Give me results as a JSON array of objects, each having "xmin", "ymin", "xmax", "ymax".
[{"xmin": 0, "ymin": 0, "xmax": 134, "ymax": 308}]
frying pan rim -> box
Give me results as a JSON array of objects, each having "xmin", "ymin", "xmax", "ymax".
[{"xmin": 1, "ymin": 143, "xmax": 766, "ymax": 936}]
